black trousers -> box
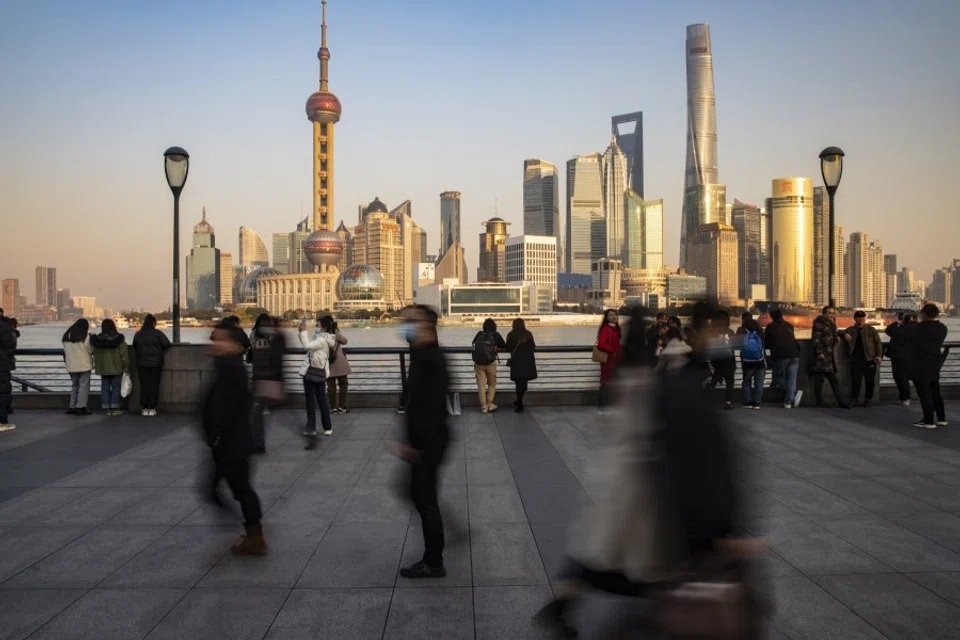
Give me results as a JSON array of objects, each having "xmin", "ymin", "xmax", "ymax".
[
  {"xmin": 914, "ymin": 375, "xmax": 945, "ymax": 424},
  {"xmin": 515, "ymin": 380, "xmax": 529, "ymax": 406},
  {"xmin": 711, "ymin": 359, "xmax": 736, "ymax": 403},
  {"xmin": 211, "ymin": 457, "xmax": 262, "ymax": 525},
  {"xmin": 303, "ymin": 378, "xmax": 332, "ymax": 433},
  {"xmin": 891, "ymin": 359, "xmax": 911, "ymax": 401},
  {"xmin": 138, "ymin": 367, "xmax": 162, "ymax": 409},
  {"xmin": 399, "ymin": 382, "xmax": 410, "ymax": 408},
  {"xmin": 849, "ymin": 359, "xmax": 877, "ymax": 403},
  {"xmin": 812, "ymin": 371, "xmax": 846, "ymax": 406},
  {"xmin": 327, "ymin": 376, "xmax": 348, "ymax": 410},
  {"xmin": 410, "ymin": 462, "xmax": 444, "ymax": 567},
  {"xmin": 558, "ymin": 558, "xmax": 645, "ymax": 597}
]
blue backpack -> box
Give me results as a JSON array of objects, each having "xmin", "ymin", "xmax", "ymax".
[{"xmin": 741, "ymin": 330, "xmax": 765, "ymax": 362}]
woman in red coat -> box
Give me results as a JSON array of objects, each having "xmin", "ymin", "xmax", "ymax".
[{"xmin": 596, "ymin": 309, "xmax": 623, "ymax": 411}]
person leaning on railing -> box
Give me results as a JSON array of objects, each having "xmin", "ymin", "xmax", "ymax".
[
  {"xmin": 90, "ymin": 319, "xmax": 130, "ymax": 417},
  {"xmin": 0, "ymin": 313, "xmax": 16, "ymax": 432},
  {"xmin": 132, "ymin": 314, "xmax": 171, "ymax": 417},
  {"xmin": 62, "ymin": 318, "xmax": 93, "ymax": 417}
]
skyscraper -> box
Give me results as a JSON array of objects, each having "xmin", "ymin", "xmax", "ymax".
[
  {"xmin": 35, "ymin": 266, "xmax": 56, "ymax": 307},
  {"xmin": 834, "ymin": 225, "xmax": 846, "ymax": 307},
  {"xmin": 219, "ymin": 253, "xmax": 233, "ymax": 305},
  {"xmin": 2, "ymin": 279, "xmax": 20, "ymax": 316},
  {"xmin": 844, "ymin": 232, "xmax": 886, "ymax": 308},
  {"xmin": 335, "ymin": 221, "xmax": 355, "ymax": 273},
  {"xmin": 506, "ymin": 235, "xmax": 557, "ymax": 312},
  {"xmin": 272, "ymin": 233, "xmax": 292, "ymax": 274},
  {"xmin": 813, "ymin": 187, "xmax": 830, "ymax": 306},
  {"xmin": 522, "ymin": 159, "xmax": 560, "ymax": 271},
  {"xmin": 566, "ymin": 153, "xmax": 603, "ymax": 275},
  {"xmin": 603, "ymin": 137, "xmax": 628, "ymax": 260},
  {"xmin": 239, "ymin": 227, "xmax": 269, "ymax": 268},
  {"xmin": 478, "ymin": 217, "xmax": 510, "ymax": 283},
  {"xmin": 731, "ymin": 200, "xmax": 762, "ymax": 300},
  {"xmin": 770, "ymin": 178, "xmax": 815, "ymax": 304},
  {"xmin": 681, "ymin": 23, "xmax": 720, "ymax": 268},
  {"xmin": 612, "ymin": 112, "xmax": 644, "ymax": 197},
  {"xmin": 691, "ymin": 223, "xmax": 738, "ymax": 305},
  {"xmin": 439, "ymin": 191, "xmax": 462, "ymax": 257},
  {"xmin": 353, "ymin": 198, "xmax": 404, "ymax": 305},
  {"xmin": 681, "ymin": 183, "xmax": 726, "ymax": 269},
  {"xmin": 186, "ymin": 208, "xmax": 220, "ymax": 310},
  {"xmin": 391, "ymin": 201, "xmax": 421, "ymax": 304},
  {"xmin": 623, "ymin": 191, "xmax": 663, "ymax": 270}
]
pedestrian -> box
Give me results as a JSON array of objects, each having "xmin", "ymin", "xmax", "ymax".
[
  {"xmin": 884, "ymin": 313, "xmax": 915, "ymax": 406},
  {"xmin": 594, "ymin": 309, "xmax": 622, "ymax": 411},
  {"xmin": 645, "ymin": 312, "xmax": 669, "ymax": 366},
  {"xmin": 249, "ymin": 314, "xmax": 286, "ymax": 454},
  {"xmin": 132, "ymin": 314, "xmax": 171, "ymax": 417},
  {"xmin": 843, "ymin": 310, "xmax": 884, "ymax": 407},
  {"xmin": 299, "ymin": 315, "xmax": 337, "ymax": 447},
  {"xmin": 3, "ymin": 317, "xmax": 17, "ymax": 418},
  {"xmin": 471, "ymin": 318, "xmax": 506, "ymax": 413},
  {"xmin": 393, "ymin": 304, "xmax": 450, "ymax": 579},
  {"xmin": 902, "ymin": 303, "xmax": 948, "ymax": 428},
  {"xmin": 764, "ymin": 309, "xmax": 803, "ymax": 408},
  {"xmin": 90, "ymin": 319, "xmax": 130, "ymax": 416},
  {"xmin": 323, "ymin": 315, "xmax": 352, "ymax": 414},
  {"xmin": 203, "ymin": 321, "xmax": 267, "ymax": 555},
  {"xmin": 737, "ymin": 313, "xmax": 766, "ymax": 409},
  {"xmin": 0, "ymin": 315, "xmax": 16, "ymax": 432},
  {"xmin": 505, "ymin": 317, "xmax": 537, "ymax": 413},
  {"xmin": 396, "ymin": 305, "xmax": 415, "ymax": 415},
  {"xmin": 706, "ymin": 310, "xmax": 737, "ymax": 410},
  {"xmin": 810, "ymin": 306, "xmax": 851, "ymax": 408},
  {"xmin": 62, "ymin": 319, "xmax": 94, "ymax": 416}
]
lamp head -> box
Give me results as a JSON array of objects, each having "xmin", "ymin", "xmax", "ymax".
[
  {"xmin": 164, "ymin": 146, "xmax": 190, "ymax": 194},
  {"xmin": 819, "ymin": 146, "xmax": 844, "ymax": 192}
]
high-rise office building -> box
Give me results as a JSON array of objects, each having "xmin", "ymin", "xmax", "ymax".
[
  {"xmin": 391, "ymin": 201, "xmax": 421, "ymax": 305},
  {"xmin": 929, "ymin": 268, "xmax": 952, "ymax": 306},
  {"xmin": 239, "ymin": 227, "xmax": 269, "ymax": 268},
  {"xmin": 623, "ymin": 191, "xmax": 663, "ymax": 270},
  {"xmin": 439, "ymin": 191, "xmax": 462, "ymax": 257},
  {"xmin": 566, "ymin": 153, "xmax": 603, "ymax": 275},
  {"xmin": 731, "ymin": 200, "xmax": 762, "ymax": 300},
  {"xmin": 681, "ymin": 183, "xmax": 726, "ymax": 270},
  {"xmin": 769, "ymin": 178, "xmax": 814, "ymax": 304},
  {"xmin": 72, "ymin": 296, "xmax": 98, "ymax": 318},
  {"xmin": 522, "ymin": 160, "xmax": 561, "ymax": 272},
  {"xmin": 691, "ymin": 222, "xmax": 739, "ymax": 305},
  {"xmin": 56, "ymin": 288, "xmax": 71, "ymax": 310},
  {"xmin": 845, "ymin": 232, "xmax": 886, "ymax": 308},
  {"xmin": 478, "ymin": 217, "xmax": 511, "ymax": 283},
  {"xmin": 813, "ymin": 187, "xmax": 830, "ymax": 306},
  {"xmin": 35, "ymin": 266, "xmax": 56, "ymax": 306},
  {"xmin": 335, "ymin": 221, "xmax": 355, "ymax": 273},
  {"xmin": 186, "ymin": 208, "xmax": 220, "ymax": 310},
  {"xmin": 272, "ymin": 233, "xmax": 292, "ymax": 274},
  {"xmin": 353, "ymin": 198, "xmax": 404, "ymax": 306},
  {"xmin": 612, "ymin": 112, "xmax": 644, "ymax": 197},
  {"xmin": 434, "ymin": 243, "xmax": 468, "ymax": 285},
  {"xmin": 506, "ymin": 235, "xmax": 557, "ymax": 312},
  {"xmin": 833, "ymin": 225, "xmax": 846, "ymax": 307},
  {"xmin": 219, "ymin": 252, "xmax": 233, "ymax": 306},
  {"xmin": 603, "ymin": 137, "xmax": 628, "ymax": 260},
  {"xmin": 2, "ymin": 279, "xmax": 20, "ymax": 316},
  {"xmin": 760, "ymin": 205, "xmax": 771, "ymax": 290},
  {"xmin": 884, "ymin": 254, "xmax": 897, "ymax": 275}
]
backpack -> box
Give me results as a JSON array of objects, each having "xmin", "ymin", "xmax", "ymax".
[
  {"xmin": 741, "ymin": 330, "xmax": 764, "ymax": 362},
  {"xmin": 472, "ymin": 332, "xmax": 498, "ymax": 365}
]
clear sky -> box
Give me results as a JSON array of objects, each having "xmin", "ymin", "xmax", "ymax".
[{"xmin": 1, "ymin": 0, "xmax": 958, "ymax": 311}]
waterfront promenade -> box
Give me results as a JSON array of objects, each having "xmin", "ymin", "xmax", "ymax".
[{"xmin": 1, "ymin": 403, "xmax": 959, "ymax": 639}]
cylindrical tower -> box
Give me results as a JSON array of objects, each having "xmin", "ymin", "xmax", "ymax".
[{"xmin": 770, "ymin": 178, "xmax": 815, "ymax": 304}]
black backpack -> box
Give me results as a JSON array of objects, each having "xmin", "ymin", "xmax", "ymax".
[{"xmin": 472, "ymin": 332, "xmax": 498, "ymax": 365}]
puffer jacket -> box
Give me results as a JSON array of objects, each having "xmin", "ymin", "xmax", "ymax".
[
  {"xmin": 299, "ymin": 330, "xmax": 336, "ymax": 377},
  {"xmin": 810, "ymin": 315, "xmax": 839, "ymax": 373},
  {"xmin": 844, "ymin": 324, "xmax": 883, "ymax": 361},
  {"xmin": 90, "ymin": 332, "xmax": 130, "ymax": 376},
  {"xmin": 328, "ymin": 330, "xmax": 352, "ymax": 378},
  {"xmin": 132, "ymin": 327, "xmax": 171, "ymax": 369},
  {"xmin": 250, "ymin": 327, "xmax": 285, "ymax": 381},
  {"xmin": 63, "ymin": 338, "xmax": 94, "ymax": 373}
]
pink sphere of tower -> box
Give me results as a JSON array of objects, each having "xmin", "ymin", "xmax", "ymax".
[{"xmin": 303, "ymin": 229, "xmax": 344, "ymax": 268}]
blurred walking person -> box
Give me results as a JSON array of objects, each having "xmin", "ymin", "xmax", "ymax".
[
  {"xmin": 0, "ymin": 315, "xmax": 16, "ymax": 432},
  {"xmin": 323, "ymin": 315, "xmax": 352, "ymax": 413},
  {"xmin": 885, "ymin": 313, "xmax": 915, "ymax": 406},
  {"xmin": 299, "ymin": 315, "xmax": 337, "ymax": 447},
  {"xmin": 843, "ymin": 310, "xmax": 883, "ymax": 407},
  {"xmin": 594, "ymin": 309, "xmax": 622, "ymax": 412},
  {"xmin": 132, "ymin": 314, "xmax": 171, "ymax": 416},
  {"xmin": 505, "ymin": 318, "xmax": 537, "ymax": 413},
  {"xmin": 765, "ymin": 309, "xmax": 802, "ymax": 408},
  {"xmin": 203, "ymin": 321, "xmax": 266, "ymax": 555},
  {"xmin": 902, "ymin": 303, "xmax": 948, "ymax": 428},
  {"xmin": 62, "ymin": 319, "xmax": 93, "ymax": 416},
  {"xmin": 737, "ymin": 313, "xmax": 766, "ymax": 409},
  {"xmin": 90, "ymin": 319, "xmax": 130, "ymax": 416},
  {"xmin": 810, "ymin": 306, "xmax": 851, "ymax": 408},
  {"xmin": 393, "ymin": 305, "xmax": 451, "ymax": 579},
  {"xmin": 249, "ymin": 314, "xmax": 286, "ymax": 454},
  {"xmin": 708, "ymin": 310, "xmax": 737, "ymax": 410},
  {"xmin": 471, "ymin": 318, "xmax": 506, "ymax": 413}
]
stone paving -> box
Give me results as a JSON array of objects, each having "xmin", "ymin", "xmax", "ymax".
[{"xmin": 0, "ymin": 399, "xmax": 958, "ymax": 639}]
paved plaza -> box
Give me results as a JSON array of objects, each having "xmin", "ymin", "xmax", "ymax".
[{"xmin": 0, "ymin": 400, "xmax": 959, "ymax": 639}]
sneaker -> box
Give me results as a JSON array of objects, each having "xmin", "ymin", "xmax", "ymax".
[
  {"xmin": 301, "ymin": 429, "xmax": 314, "ymax": 437},
  {"xmin": 937, "ymin": 420, "xmax": 949, "ymax": 427},
  {"xmin": 340, "ymin": 408, "xmax": 350, "ymax": 414},
  {"xmin": 396, "ymin": 406, "xmax": 406, "ymax": 415},
  {"xmin": 149, "ymin": 409, "xmax": 157, "ymax": 416},
  {"xmin": 488, "ymin": 404, "xmax": 498, "ymax": 412},
  {"xmin": 784, "ymin": 403, "xmax": 793, "ymax": 409},
  {"xmin": 725, "ymin": 402, "xmax": 734, "ymax": 410},
  {"xmin": 752, "ymin": 403, "xmax": 761, "ymax": 410},
  {"xmin": 141, "ymin": 409, "xmax": 149, "ymax": 416},
  {"xmin": 75, "ymin": 408, "xmax": 91, "ymax": 416},
  {"xmin": 65, "ymin": 408, "xmax": 76, "ymax": 415},
  {"xmin": 481, "ymin": 406, "xmax": 489, "ymax": 414},
  {"xmin": 901, "ymin": 400, "xmax": 911, "ymax": 407},
  {"xmin": 0, "ymin": 424, "xmax": 15, "ymax": 432},
  {"xmin": 399, "ymin": 561, "xmax": 447, "ymax": 579},
  {"xmin": 793, "ymin": 390, "xmax": 803, "ymax": 407},
  {"xmin": 913, "ymin": 421, "xmax": 934, "ymax": 428},
  {"xmin": 323, "ymin": 429, "xmax": 333, "ymax": 436}
]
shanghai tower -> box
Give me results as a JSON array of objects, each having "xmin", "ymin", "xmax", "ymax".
[{"xmin": 680, "ymin": 23, "xmax": 721, "ymax": 269}]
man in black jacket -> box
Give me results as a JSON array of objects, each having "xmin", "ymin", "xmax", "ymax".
[
  {"xmin": 765, "ymin": 309, "xmax": 802, "ymax": 408},
  {"xmin": 885, "ymin": 313, "xmax": 915, "ymax": 406},
  {"xmin": 394, "ymin": 304, "xmax": 450, "ymax": 579},
  {"xmin": 0, "ymin": 316, "xmax": 16, "ymax": 432},
  {"xmin": 902, "ymin": 304, "xmax": 948, "ymax": 428},
  {"xmin": 644, "ymin": 312, "xmax": 668, "ymax": 366}
]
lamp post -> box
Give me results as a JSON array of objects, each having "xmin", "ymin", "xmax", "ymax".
[
  {"xmin": 163, "ymin": 147, "xmax": 190, "ymax": 343},
  {"xmin": 819, "ymin": 146, "xmax": 844, "ymax": 309}
]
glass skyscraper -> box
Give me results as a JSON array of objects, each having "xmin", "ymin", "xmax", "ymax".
[
  {"xmin": 624, "ymin": 191, "xmax": 664, "ymax": 270},
  {"xmin": 523, "ymin": 160, "xmax": 561, "ymax": 272},
  {"xmin": 439, "ymin": 191, "xmax": 462, "ymax": 257},
  {"xmin": 612, "ymin": 112, "xmax": 644, "ymax": 197},
  {"xmin": 770, "ymin": 178, "xmax": 814, "ymax": 304},
  {"xmin": 731, "ymin": 200, "xmax": 762, "ymax": 300},
  {"xmin": 603, "ymin": 137, "xmax": 628, "ymax": 261},
  {"xmin": 566, "ymin": 154, "xmax": 603, "ymax": 275}
]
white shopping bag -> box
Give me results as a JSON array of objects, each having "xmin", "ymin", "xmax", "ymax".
[
  {"xmin": 120, "ymin": 373, "xmax": 132, "ymax": 398},
  {"xmin": 446, "ymin": 392, "xmax": 461, "ymax": 416}
]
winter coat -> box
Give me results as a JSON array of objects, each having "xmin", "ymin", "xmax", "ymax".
[
  {"xmin": 250, "ymin": 327, "xmax": 286, "ymax": 381},
  {"xmin": 596, "ymin": 323, "xmax": 623, "ymax": 384},
  {"xmin": 90, "ymin": 332, "xmax": 130, "ymax": 376},
  {"xmin": 0, "ymin": 319, "xmax": 15, "ymax": 408},
  {"xmin": 505, "ymin": 330, "xmax": 538, "ymax": 382},
  {"xmin": 736, "ymin": 322, "xmax": 765, "ymax": 369},
  {"xmin": 202, "ymin": 355, "xmax": 252, "ymax": 462},
  {"xmin": 810, "ymin": 315, "xmax": 840, "ymax": 373},
  {"xmin": 884, "ymin": 322, "xmax": 910, "ymax": 361},
  {"xmin": 405, "ymin": 341, "xmax": 450, "ymax": 467},
  {"xmin": 132, "ymin": 327, "xmax": 171, "ymax": 369},
  {"xmin": 299, "ymin": 330, "xmax": 336, "ymax": 377},
  {"xmin": 471, "ymin": 330, "xmax": 506, "ymax": 365},
  {"xmin": 63, "ymin": 338, "xmax": 94, "ymax": 373},
  {"xmin": 764, "ymin": 319, "xmax": 801, "ymax": 360},
  {"xmin": 328, "ymin": 330, "xmax": 353, "ymax": 378},
  {"xmin": 843, "ymin": 324, "xmax": 883, "ymax": 362},
  {"xmin": 901, "ymin": 320, "xmax": 948, "ymax": 380}
]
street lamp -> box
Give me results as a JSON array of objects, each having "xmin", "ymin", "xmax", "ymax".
[
  {"xmin": 163, "ymin": 147, "xmax": 190, "ymax": 343},
  {"xmin": 819, "ymin": 146, "xmax": 844, "ymax": 309}
]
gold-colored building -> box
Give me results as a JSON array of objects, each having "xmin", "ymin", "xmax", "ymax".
[
  {"xmin": 478, "ymin": 217, "xmax": 510, "ymax": 282},
  {"xmin": 354, "ymin": 198, "xmax": 404, "ymax": 307},
  {"xmin": 691, "ymin": 222, "xmax": 739, "ymax": 305},
  {"xmin": 770, "ymin": 178, "xmax": 814, "ymax": 304}
]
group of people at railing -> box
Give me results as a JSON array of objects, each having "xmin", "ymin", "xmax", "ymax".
[{"xmin": 0, "ymin": 308, "xmax": 20, "ymax": 431}]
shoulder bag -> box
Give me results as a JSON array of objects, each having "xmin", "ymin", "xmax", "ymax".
[{"xmin": 591, "ymin": 343, "xmax": 609, "ymax": 364}]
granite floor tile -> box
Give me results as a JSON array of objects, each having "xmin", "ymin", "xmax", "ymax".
[
  {"xmin": 32, "ymin": 487, "xmax": 158, "ymax": 526},
  {"xmin": 382, "ymin": 587, "xmax": 473, "ymax": 640},
  {"xmin": 0, "ymin": 588, "xmax": 85, "ymax": 640},
  {"xmin": 466, "ymin": 457, "xmax": 515, "ymax": 486},
  {"xmin": 146, "ymin": 587, "xmax": 289, "ymax": 640},
  {"xmin": 474, "ymin": 586, "xmax": 555, "ymax": 640},
  {"xmin": 50, "ymin": 460, "xmax": 145, "ymax": 488},
  {"xmin": 263, "ymin": 588, "xmax": 392, "ymax": 640},
  {"xmin": 757, "ymin": 516, "xmax": 892, "ymax": 575},
  {"xmin": 770, "ymin": 576, "xmax": 886, "ymax": 640},
  {"xmin": 905, "ymin": 572, "xmax": 960, "ymax": 606},
  {"xmin": 873, "ymin": 474, "xmax": 960, "ymax": 511},
  {"xmin": 287, "ymin": 458, "xmax": 367, "ymax": 488},
  {"xmin": 0, "ymin": 526, "xmax": 91, "ymax": 584},
  {"xmin": 464, "ymin": 439, "xmax": 506, "ymax": 459},
  {"xmin": 766, "ymin": 477, "xmax": 868, "ymax": 516},
  {"xmin": 333, "ymin": 486, "xmax": 412, "ymax": 525},
  {"xmin": 519, "ymin": 484, "xmax": 592, "ymax": 525},
  {"xmin": 529, "ymin": 522, "xmax": 571, "ymax": 583},
  {"xmin": 100, "ymin": 526, "xmax": 236, "ymax": 588},
  {"xmin": 807, "ymin": 475, "xmax": 936, "ymax": 513},
  {"xmin": 317, "ymin": 439, "xmax": 381, "ymax": 459},
  {"xmin": 355, "ymin": 458, "xmax": 406, "ymax": 488},
  {"xmin": 198, "ymin": 525, "xmax": 323, "ymax": 588},
  {"xmin": 250, "ymin": 459, "xmax": 312, "ymax": 488},
  {"xmin": 297, "ymin": 523, "xmax": 407, "ymax": 588},
  {"xmin": 397, "ymin": 521, "xmax": 472, "ymax": 587},
  {"xmin": 0, "ymin": 488, "xmax": 94, "ymax": 525},
  {"xmin": 471, "ymin": 523, "xmax": 549, "ymax": 586},
  {"xmin": 263, "ymin": 486, "xmax": 350, "ymax": 526},
  {"xmin": 468, "ymin": 485, "xmax": 527, "ymax": 524},
  {"xmin": 884, "ymin": 511, "xmax": 960, "ymax": 553},
  {"xmin": 108, "ymin": 488, "xmax": 205, "ymax": 525},
  {"xmin": 27, "ymin": 588, "xmax": 186, "ymax": 640}
]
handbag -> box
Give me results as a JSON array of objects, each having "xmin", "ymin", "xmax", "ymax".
[
  {"xmin": 303, "ymin": 366, "xmax": 327, "ymax": 384},
  {"xmin": 254, "ymin": 380, "xmax": 284, "ymax": 404},
  {"xmin": 591, "ymin": 345, "xmax": 609, "ymax": 364},
  {"xmin": 654, "ymin": 557, "xmax": 755, "ymax": 639}
]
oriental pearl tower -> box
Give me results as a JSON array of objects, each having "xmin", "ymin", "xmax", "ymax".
[{"xmin": 303, "ymin": 0, "xmax": 344, "ymax": 270}]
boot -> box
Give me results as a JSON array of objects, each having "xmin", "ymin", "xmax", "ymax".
[{"xmin": 231, "ymin": 522, "xmax": 268, "ymax": 555}]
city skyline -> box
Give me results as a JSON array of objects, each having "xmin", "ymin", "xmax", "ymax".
[{"xmin": 1, "ymin": 1, "xmax": 958, "ymax": 309}]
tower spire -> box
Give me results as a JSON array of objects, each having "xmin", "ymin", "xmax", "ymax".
[
  {"xmin": 202, "ymin": 205, "xmax": 206, "ymax": 222},
  {"xmin": 319, "ymin": 0, "xmax": 330, "ymax": 91}
]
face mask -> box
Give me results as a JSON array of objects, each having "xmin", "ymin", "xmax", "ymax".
[
  {"xmin": 398, "ymin": 324, "xmax": 417, "ymax": 343},
  {"xmin": 314, "ymin": 327, "xmax": 322, "ymax": 337}
]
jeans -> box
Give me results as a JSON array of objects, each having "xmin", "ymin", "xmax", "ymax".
[
  {"xmin": 100, "ymin": 375, "xmax": 122, "ymax": 410},
  {"xmin": 914, "ymin": 375, "xmax": 945, "ymax": 424},
  {"xmin": 138, "ymin": 367, "xmax": 161, "ymax": 409},
  {"xmin": 326, "ymin": 376, "xmax": 349, "ymax": 410},
  {"xmin": 891, "ymin": 359, "xmax": 911, "ymax": 402},
  {"xmin": 813, "ymin": 371, "xmax": 847, "ymax": 407},
  {"xmin": 410, "ymin": 462, "xmax": 444, "ymax": 567},
  {"xmin": 742, "ymin": 365, "xmax": 766, "ymax": 405},
  {"xmin": 303, "ymin": 378, "xmax": 332, "ymax": 433},
  {"xmin": 711, "ymin": 358, "xmax": 736, "ymax": 403},
  {"xmin": 474, "ymin": 363, "xmax": 497, "ymax": 407},
  {"xmin": 69, "ymin": 371, "xmax": 91, "ymax": 409},
  {"xmin": 850, "ymin": 359, "xmax": 878, "ymax": 403},
  {"xmin": 210, "ymin": 458, "xmax": 262, "ymax": 525},
  {"xmin": 774, "ymin": 358, "xmax": 800, "ymax": 405}
]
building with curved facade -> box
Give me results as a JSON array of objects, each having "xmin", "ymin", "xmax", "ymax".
[
  {"xmin": 770, "ymin": 178, "xmax": 814, "ymax": 304},
  {"xmin": 566, "ymin": 153, "xmax": 603, "ymax": 275},
  {"xmin": 478, "ymin": 217, "xmax": 510, "ymax": 283},
  {"xmin": 334, "ymin": 264, "xmax": 387, "ymax": 311},
  {"xmin": 239, "ymin": 227, "xmax": 269, "ymax": 268},
  {"xmin": 440, "ymin": 191, "xmax": 462, "ymax": 257}
]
